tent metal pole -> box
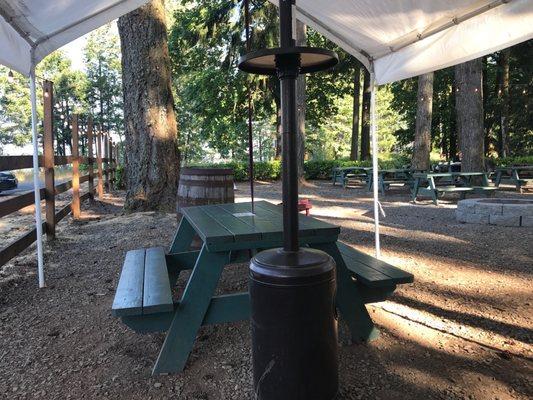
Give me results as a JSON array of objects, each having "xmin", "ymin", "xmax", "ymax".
[
  {"xmin": 29, "ymin": 65, "xmax": 45, "ymax": 288},
  {"xmin": 369, "ymin": 71, "xmax": 381, "ymax": 259}
]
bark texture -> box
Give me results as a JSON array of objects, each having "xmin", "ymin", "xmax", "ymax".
[
  {"xmin": 360, "ymin": 69, "xmax": 371, "ymax": 160},
  {"xmin": 455, "ymin": 59, "xmax": 485, "ymax": 172},
  {"xmin": 118, "ymin": 0, "xmax": 180, "ymax": 212},
  {"xmin": 499, "ymin": 49, "xmax": 510, "ymax": 158},
  {"xmin": 296, "ymin": 20, "xmax": 307, "ymax": 182},
  {"xmin": 412, "ymin": 72, "xmax": 434, "ymax": 170},
  {"xmin": 350, "ymin": 65, "xmax": 361, "ymax": 161}
]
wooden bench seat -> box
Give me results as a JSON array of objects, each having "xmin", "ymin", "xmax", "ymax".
[
  {"xmin": 337, "ymin": 241, "xmax": 413, "ymax": 289},
  {"xmin": 112, "ymin": 247, "xmax": 174, "ymax": 317}
]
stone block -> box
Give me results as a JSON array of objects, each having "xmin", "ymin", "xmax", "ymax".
[
  {"xmin": 456, "ymin": 211, "xmax": 489, "ymax": 224},
  {"xmin": 489, "ymin": 214, "xmax": 521, "ymax": 227},
  {"xmin": 456, "ymin": 199, "xmax": 478, "ymax": 214},
  {"xmin": 521, "ymin": 216, "xmax": 533, "ymax": 227},
  {"xmin": 474, "ymin": 202, "xmax": 503, "ymax": 215},
  {"xmin": 502, "ymin": 204, "xmax": 533, "ymax": 217}
]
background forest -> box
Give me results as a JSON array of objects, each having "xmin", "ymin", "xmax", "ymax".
[{"xmin": 0, "ymin": 0, "xmax": 531, "ymax": 169}]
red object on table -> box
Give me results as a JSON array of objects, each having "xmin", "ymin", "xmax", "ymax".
[{"xmin": 298, "ymin": 199, "xmax": 313, "ymax": 216}]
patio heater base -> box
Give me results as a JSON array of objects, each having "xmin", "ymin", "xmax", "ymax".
[{"xmin": 249, "ymin": 247, "xmax": 338, "ymax": 400}]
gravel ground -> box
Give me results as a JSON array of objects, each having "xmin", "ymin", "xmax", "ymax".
[{"xmin": 0, "ymin": 181, "xmax": 531, "ymax": 400}]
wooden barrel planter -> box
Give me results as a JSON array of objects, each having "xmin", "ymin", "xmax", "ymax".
[{"xmin": 177, "ymin": 168, "xmax": 235, "ymax": 212}]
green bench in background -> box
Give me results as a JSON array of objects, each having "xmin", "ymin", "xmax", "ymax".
[
  {"xmin": 412, "ymin": 172, "xmax": 497, "ymax": 205},
  {"xmin": 494, "ymin": 166, "xmax": 533, "ymax": 193}
]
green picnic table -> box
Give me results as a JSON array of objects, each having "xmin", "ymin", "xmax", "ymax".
[
  {"xmin": 494, "ymin": 165, "xmax": 533, "ymax": 193},
  {"xmin": 411, "ymin": 172, "xmax": 497, "ymax": 205},
  {"xmin": 332, "ymin": 166, "xmax": 371, "ymax": 187},
  {"xmin": 111, "ymin": 200, "xmax": 413, "ymax": 374},
  {"xmin": 366, "ymin": 168, "xmax": 417, "ymax": 195}
]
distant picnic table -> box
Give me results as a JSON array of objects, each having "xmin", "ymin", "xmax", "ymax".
[
  {"xmin": 332, "ymin": 166, "xmax": 372, "ymax": 187},
  {"xmin": 494, "ymin": 166, "xmax": 533, "ymax": 193},
  {"xmin": 367, "ymin": 168, "xmax": 419, "ymax": 194},
  {"xmin": 411, "ymin": 171, "xmax": 497, "ymax": 205},
  {"xmin": 111, "ymin": 200, "xmax": 413, "ymax": 374}
]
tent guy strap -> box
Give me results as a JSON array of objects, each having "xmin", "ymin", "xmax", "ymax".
[{"xmin": 269, "ymin": 0, "xmax": 533, "ymax": 84}]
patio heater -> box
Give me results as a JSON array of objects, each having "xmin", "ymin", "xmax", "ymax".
[{"xmin": 238, "ymin": 1, "xmax": 339, "ymax": 399}]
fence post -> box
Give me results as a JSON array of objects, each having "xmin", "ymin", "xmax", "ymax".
[
  {"xmin": 71, "ymin": 114, "xmax": 81, "ymax": 219},
  {"xmin": 43, "ymin": 80, "xmax": 55, "ymax": 239},
  {"xmin": 87, "ymin": 117, "xmax": 95, "ymax": 202},
  {"xmin": 97, "ymin": 129, "xmax": 104, "ymax": 198}
]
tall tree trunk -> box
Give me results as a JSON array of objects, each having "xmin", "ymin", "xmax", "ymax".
[
  {"xmin": 296, "ymin": 20, "xmax": 306, "ymax": 182},
  {"xmin": 499, "ymin": 48, "xmax": 510, "ymax": 158},
  {"xmin": 455, "ymin": 58, "xmax": 485, "ymax": 173},
  {"xmin": 118, "ymin": 0, "xmax": 180, "ymax": 212},
  {"xmin": 360, "ymin": 68, "xmax": 371, "ymax": 160},
  {"xmin": 412, "ymin": 72, "xmax": 434, "ymax": 170},
  {"xmin": 350, "ymin": 65, "xmax": 361, "ymax": 161}
]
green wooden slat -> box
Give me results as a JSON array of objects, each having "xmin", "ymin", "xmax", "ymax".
[
  {"xmin": 181, "ymin": 206, "xmax": 234, "ymax": 244},
  {"xmin": 201, "ymin": 205, "xmax": 263, "ymax": 241},
  {"xmin": 217, "ymin": 203, "xmax": 282, "ymax": 240},
  {"xmin": 112, "ymin": 249, "xmax": 145, "ymax": 317},
  {"xmin": 255, "ymin": 201, "xmax": 340, "ymax": 236},
  {"xmin": 252, "ymin": 202, "xmax": 316, "ymax": 236},
  {"xmin": 337, "ymin": 242, "xmax": 413, "ymax": 286},
  {"xmin": 143, "ymin": 247, "xmax": 174, "ymax": 315}
]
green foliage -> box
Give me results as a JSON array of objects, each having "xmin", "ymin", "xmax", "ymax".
[
  {"xmin": 191, "ymin": 155, "xmax": 410, "ymax": 181},
  {"xmin": 84, "ymin": 24, "xmax": 123, "ymax": 140},
  {"xmin": 188, "ymin": 160, "xmax": 282, "ymax": 181},
  {"xmin": 492, "ymin": 155, "xmax": 533, "ymax": 166},
  {"xmin": 115, "ymin": 164, "xmax": 126, "ymax": 189}
]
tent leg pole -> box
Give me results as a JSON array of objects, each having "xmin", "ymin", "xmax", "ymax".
[
  {"xmin": 369, "ymin": 72, "xmax": 381, "ymax": 259},
  {"xmin": 30, "ymin": 66, "xmax": 45, "ymax": 288}
]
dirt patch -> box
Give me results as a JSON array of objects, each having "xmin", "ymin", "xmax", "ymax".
[{"xmin": 0, "ymin": 182, "xmax": 531, "ymax": 399}]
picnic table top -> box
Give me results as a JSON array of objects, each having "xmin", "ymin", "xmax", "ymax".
[
  {"xmin": 333, "ymin": 166, "xmax": 372, "ymax": 172},
  {"xmin": 181, "ymin": 201, "xmax": 340, "ymax": 248},
  {"xmin": 378, "ymin": 168, "xmax": 413, "ymax": 174},
  {"xmin": 413, "ymin": 171, "xmax": 488, "ymax": 178},
  {"xmin": 495, "ymin": 165, "xmax": 533, "ymax": 171}
]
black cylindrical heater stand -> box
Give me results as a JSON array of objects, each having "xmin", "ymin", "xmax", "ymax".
[
  {"xmin": 238, "ymin": 1, "xmax": 340, "ymax": 399},
  {"xmin": 249, "ymin": 248, "xmax": 338, "ymax": 400}
]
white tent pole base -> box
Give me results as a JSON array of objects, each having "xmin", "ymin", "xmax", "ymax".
[
  {"xmin": 30, "ymin": 65, "xmax": 46, "ymax": 288},
  {"xmin": 369, "ymin": 71, "xmax": 381, "ymax": 259}
]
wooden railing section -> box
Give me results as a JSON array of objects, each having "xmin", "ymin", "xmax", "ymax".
[{"xmin": 0, "ymin": 80, "xmax": 118, "ymax": 267}]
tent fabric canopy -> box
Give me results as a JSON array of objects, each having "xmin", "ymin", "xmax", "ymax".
[
  {"xmin": 269, "ymin": 0, "xmax": 533, "ymax": 84},
  {"xmin": 0, "ymin": 0, "xmax": 148, "ymax": 76}
]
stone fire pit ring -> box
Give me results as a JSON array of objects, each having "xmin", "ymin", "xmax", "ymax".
[{"xmin": 456, "ymin": 198, "xmax": 533, "ymax": 227}]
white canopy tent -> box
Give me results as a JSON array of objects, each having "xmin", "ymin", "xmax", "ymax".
[
  {"xmin": 1, "ymin": 1, "xmax": 532, "ymax": 285},
  {"xmin": 0, "ymin": 0, "xmax": 150, "ymax": 287},
  {"xmin": 270, "ymin": 0, "xmax": 533, "ymax": 257}
]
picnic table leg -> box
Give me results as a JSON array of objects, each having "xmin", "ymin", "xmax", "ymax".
[
  {"xmin": 512, "ymin": 169, "xmax": 522, "ymax": 193},
  {"xmin": 429, "ymin": 177, "xmax": 438, "ymax": 205},
  {"xmin": 152, "ymin": 244, "xmax": 228, "ymax": 374},
  {"xmin": 411, "ymin": 178, "xmax": 419, "ymax": 203},
  {"xmin": 310, "ymin": 242, "xmax": 380, "ymax": 342},
  {"xmin": 495, "ymin": 170, "xmax": 502, "ymax": 187},
  {"xmin": 332, "ymin": 170, "xmax": 337, "ymax": 186},
  {"xmin": 169, "ymin": 217, "xmax": 196, "ymax": 253}
]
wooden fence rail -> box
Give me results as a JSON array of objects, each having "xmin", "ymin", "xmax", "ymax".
[{"xmin": 0, "ymin": 80, "xmax": 117, "ymax": 267}]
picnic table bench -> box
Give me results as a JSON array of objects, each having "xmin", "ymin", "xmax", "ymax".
[
  {"xmin": 494, "ymin": 166, "xmax": 533, "ymax": 193},
  {"xmin": 411, "ymin": 172, "xmax": 497, "ymax": 205},
  {"xmin": 112, "ymin": 200, "xmax": 413, "ymax": 375}
]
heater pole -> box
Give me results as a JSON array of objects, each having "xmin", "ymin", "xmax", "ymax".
[{"xmin": 278, "ymin": 0, "xmax": 299, "ymax": 252}]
